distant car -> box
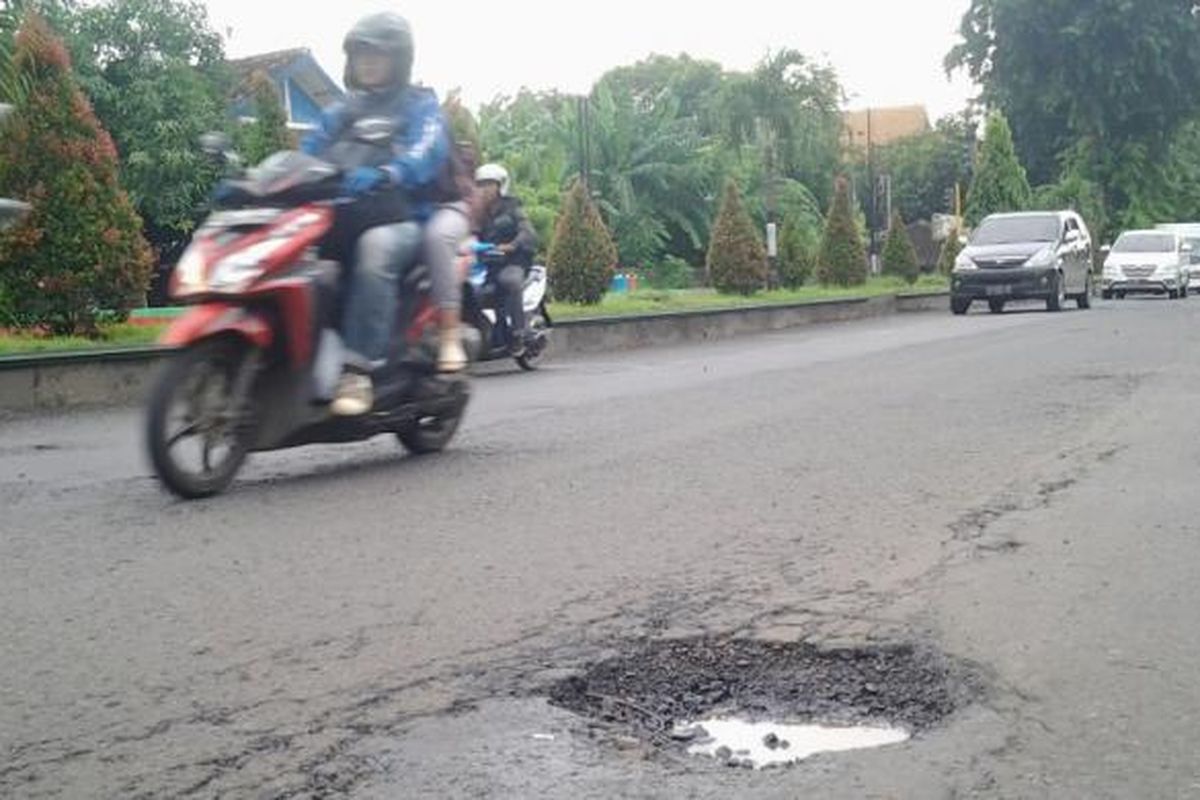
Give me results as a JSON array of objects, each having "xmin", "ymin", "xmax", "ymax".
[
  {"xmin": 950, "ymin": 211, "xmax": 1093, "ymax": 315},
  {"xmin": 1101, "ymin": 230, "xmax": 1191, "ymax": 300},
  {"xmin": 1155, "ymin": 223, "xmax": 1200, "ymax": 293}
]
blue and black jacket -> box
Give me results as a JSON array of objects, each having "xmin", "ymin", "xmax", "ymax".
[{"xmin": 302, "ymin": 86, "xmax": 460, "ymax": 222}]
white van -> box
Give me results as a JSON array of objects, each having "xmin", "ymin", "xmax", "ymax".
[{"xmin": 1156, "ymin": 223, "xmax": 1200, "ymax": 291}]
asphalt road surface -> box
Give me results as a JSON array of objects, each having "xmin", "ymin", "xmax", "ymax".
[{"xmin": 4, "ymin": 297, "xmax": 1200, "ymax": 799}]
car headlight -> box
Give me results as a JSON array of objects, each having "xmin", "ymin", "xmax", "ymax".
[
  {"xmin": 209, "ymin": 238, "xmax": 289, "ymax": 293},
  {"xmin": 954, "ymin": 254, "xmax": 977, "ymax": 271},
  {"xmin": 1025, "ymin": 247, "xmax": 1058, "ymax": 268}
]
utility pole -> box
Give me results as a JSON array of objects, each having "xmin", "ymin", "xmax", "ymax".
[
  {"xmin": 881, "ymin": 174, "xmax": 892, "ymax": 229},
  {"xmin": 865, "ymin": 107, "xmax": 880, "ymax": 275},
  {"xmin": 577, "ymin": 95, "xmax": 591, "ymax": 188}
]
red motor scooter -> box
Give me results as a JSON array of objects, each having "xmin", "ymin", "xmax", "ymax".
[{"xmin": 145, "ymin": 143, "xmax": 469, "ymax": 499}]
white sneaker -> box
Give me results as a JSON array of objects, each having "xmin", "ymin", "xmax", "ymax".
[
  {"xmin": 330, "ymin": 373, "xmax": 373, "ymax": 416},
  {"xmin": 438, "ymin": 330, "xmax": 468, "ymax": 373}
]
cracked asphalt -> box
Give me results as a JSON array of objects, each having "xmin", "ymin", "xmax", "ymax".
[{"xmin": 4, "ymin": 298, "xmax": 1200, "ymax": 798}]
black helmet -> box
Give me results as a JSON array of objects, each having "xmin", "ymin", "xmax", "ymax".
[{"xmin": 343, "ymin": 12, "xmax": 414, "ymax": 91}]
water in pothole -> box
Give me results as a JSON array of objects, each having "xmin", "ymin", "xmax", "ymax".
[{"xmin": 681, "ymin": 718, "xmax": 910, "ymax": 769}]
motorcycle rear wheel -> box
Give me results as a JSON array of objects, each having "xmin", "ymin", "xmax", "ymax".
[
  {"xmin": 146, "ymin": 337, "xmax": 255, "ymax": 499},
  {"xmin": 515, "ymin": 312, "xmax": 550, "ymax": 372}
]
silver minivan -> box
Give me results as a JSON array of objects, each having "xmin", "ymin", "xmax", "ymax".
[
  {"xmin": 1101, "ymin": 230, "xmax": 1191, "ymax": 300},
  {"xmin": 1155, "ymin": 223, "xmax": 1200, "ymax": 292}
]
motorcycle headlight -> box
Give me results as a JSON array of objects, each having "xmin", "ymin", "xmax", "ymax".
[
  {"xmin": 209, "ymin": 238, "xmax": 289, "ymax": 293},
  {"xmin": 173, "ymin": 248, "xmax": 208, "ymax": 297}
]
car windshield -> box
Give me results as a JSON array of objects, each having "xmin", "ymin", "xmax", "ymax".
[
  {"xmin": 1187, "ymin": 238, "xmax": 1200, "ymax": 263},
  {"xmin": 971, "ymin": 216, "xmax": 1060, "ymax": 246},
  {"xmin": 1113, "ymin": 233, "xmax": 1175, "ymax": 253}
]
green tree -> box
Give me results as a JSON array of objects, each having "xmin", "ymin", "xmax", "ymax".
[
  {"xmin": 442, "ymin": 89, "xmax": 481, "ymax": 155},
  {"xmin": 719, "ymin": 48, "xmax": 843, "ymax": 216},
  {"xmin": 818, "ymin": 176, "xmax": 867, "ymax": 286},
  {"xmin": 777, "ymin": 221, "xmax": 817, "ymax": 289},
  {"xmin": 597, "ymin": 53, "xmax": 726, "ymax": 137},
  {"xmin": 235, "ymin": 70, "xmax": 290, "ymax": 165},
  {"xmin": 948, "ymin": 0, "xmax": 1200, "ymax": 193},
  {"xmin": 477, "ymin": 50, "xmax": 845, "ymax": 270},
  {"xmin": 63, "ymin": 0, "xmax": 228, "ymax": 261},
  {"xmin": 965, "ymin": 112, "xmax": 1031, "ymax": 226},
  {"xmin": 548, "ymin": 181, "xmax": 617, "ymax": 305},
  {"xmin": 707, "ymin": 179, "xmax": 767, "ymax": 295},
  {"xmin": 0, "ymin": 12, "xmax": 152, "ymax": 334},
  {"xmin": 870, "ymin": 114, "xmax": 976, "ymax": 223},
  {"xmin": 937, "ymin": 225, "xmax": 964, "ymax": 276},
  {"xmin": 479, "ymin": 89, "xmax": 573, "ymax": 256},
  {"xmin": 1031, "ymin": 165, "xmax": 1108, "ymax": 244},
  {"xmin": 759, "ymin": 178, "xmax": 823, "ymax": 289},
  {"xmin": 1155, "ymin": 120, "xmax": 1200, "ymax": 227},
  {"xmin": 0, "ymin": 0, "xmax": 42, "ymax": 103},
  {"xmin": 565, "ymin": 81, "xmax": 712, "ymax": 269},
  {"xmin": 882, "ymin": 211, "xmax": 920, "ymax": 284}
]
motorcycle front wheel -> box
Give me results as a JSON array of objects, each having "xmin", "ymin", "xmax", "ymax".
[
  {"xmin": 146, "ymin": 337, "xmax": 256, "ymax": 499},
  {"xmin": 396, "ymin": 375, "xmax": 469, "ymax": 455}
]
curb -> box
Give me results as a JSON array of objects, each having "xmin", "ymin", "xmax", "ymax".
[{"xmin": 0, "ymin": 292, "xmax": 948, "ymax": 413}]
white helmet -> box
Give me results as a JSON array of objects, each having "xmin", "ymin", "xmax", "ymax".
[{"xmin": 474, "ymin": 163, "xmax": 510, "ymax": 196}]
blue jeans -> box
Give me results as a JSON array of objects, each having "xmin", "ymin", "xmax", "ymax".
[{"xmin": 342, "ymin": 222, "xmax": 421, "ymax": 363}]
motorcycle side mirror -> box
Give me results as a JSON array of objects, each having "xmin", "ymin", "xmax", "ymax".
[
  {"xmin": 0, "ymin": 198, "xmax": 32, "ymax": 231},
  {"xmin": 199, "ymin": 131, "xmax": 245, "ymax": 177}
]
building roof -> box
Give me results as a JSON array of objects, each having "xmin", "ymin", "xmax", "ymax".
[
  {"xmin": 229, "ymin": 48, "xmax": 343, "ymax": 110},
  {"xmin": 229, "ymin": 48, "xmax": 310, "ymax": 77},
  {"xmin": 842, "ymin": 105, "xmax": 931, "ymax": 149}
]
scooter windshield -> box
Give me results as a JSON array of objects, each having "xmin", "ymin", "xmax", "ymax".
[{"xmin": 221, "ymin": 151, "xmax": 341, "ymax": 207}]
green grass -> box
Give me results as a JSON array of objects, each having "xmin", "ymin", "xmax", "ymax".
[
  {"xmin": 548, "ymin": 275, "xmax": 948, "ymax": 320},
  {"xmin": 0, "ymin": 322, "xmax": 166, "ymax": 356}
]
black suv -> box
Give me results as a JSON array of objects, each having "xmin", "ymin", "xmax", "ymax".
[{"xmin": 950, "ymin": 211, "xmax": 1094, "ymax": 315}]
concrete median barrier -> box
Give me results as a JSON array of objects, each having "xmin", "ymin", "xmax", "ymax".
[{"xmin": 0, "ymin": 292, "xmax": 947, "ymax": 413}]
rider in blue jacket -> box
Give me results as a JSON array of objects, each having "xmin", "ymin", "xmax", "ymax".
[{"xmin": 303, "ymin": 12, "xmax": 469, "ymax": 416}]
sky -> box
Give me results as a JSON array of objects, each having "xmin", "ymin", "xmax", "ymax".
[{"xmin": 203, "ymin": 0, "xmax": 978, "ymax": 118}]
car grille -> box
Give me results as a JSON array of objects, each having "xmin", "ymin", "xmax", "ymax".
[
  {"xmin": 1122, "ymin": 265, "xmax": 1157, "ymax": 279},
  {"xmin": 975, "ymin": 256, "xmax": 1030, "ymax": 270}
]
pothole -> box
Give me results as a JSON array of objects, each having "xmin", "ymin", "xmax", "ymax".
[
  {"xmin": 546, "ymin": 637, "xmax": 979, "ymax": 768},
  {"xmin": 679, "ymin": 718, "xmax": 910, "ymax": 769}
]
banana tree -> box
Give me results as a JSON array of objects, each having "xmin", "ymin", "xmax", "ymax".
[{"xmin": 563, "ymin": 81, "xmax": 714, "ymax": 268}]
